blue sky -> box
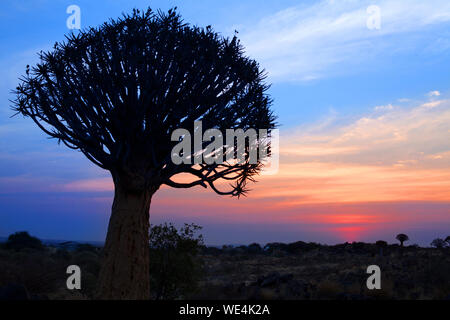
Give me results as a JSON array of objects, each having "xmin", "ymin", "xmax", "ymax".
[{"xmin": 1, "ymin": 0, "xmax": 450, "ymax": 245}]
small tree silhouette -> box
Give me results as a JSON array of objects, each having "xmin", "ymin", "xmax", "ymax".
[
  {"xmin": 12, "ymin": 8, "xmax": 276, "ymax": 299},
  {"xmin": 395, "ymin": 233, "xmax": 409, "ymax": 247}
]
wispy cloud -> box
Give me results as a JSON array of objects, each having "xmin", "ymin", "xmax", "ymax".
[
  {"xmin": 61, "ymin": 177, "xmax": 113, "ymax": 192},
  {"xmin": 428, "ymin": 90, "xmax": 441, "ymax": 97},
  {"xmin": 239, "ymin": 0, "xmax": 450, "ymax": 81},
  {"xmin": 374, "ymin": 104, "xmax": 394, "ymax": 111},
  {"xmin": 244, "ymin": 94, "xmax": 450, "ymax": 204},
  {"xmin": 280, "ymin": 97, "xmax": 450, "ymax": 168}
]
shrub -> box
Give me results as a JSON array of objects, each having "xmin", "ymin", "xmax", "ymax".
[
  {"xmin": 5, "ymin": 232, "xmax": 44, "ymax": 251},
  {"xmin": 263, "ymin": 242, "xmax": 288, "ymax": 254},
  {"xmin": 431, "ymin": 238, "xmax": 447, "ymax": 249},
  {"xmin": 75, "ymin": 243, "xmax": 99, "ymax": 253},
  {"xmin": 149, "ymin": 223, "xmax": 204, "ymax": 300},
  {"xmin": 376, "ymin": 240, "xmax": 388, "ymax": 256},
  {"xmin": 248, "ymin": 243, "xmax": 262, "ymax": 254}
]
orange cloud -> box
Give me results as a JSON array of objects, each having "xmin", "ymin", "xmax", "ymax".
[
  {"xmin": 53, "ymin": 96, "xmax": 450, "ymax": 242},
  {"xmin": 252, "ymin": 97, "xmax": 450, "ymax": 205},
  {"xmin": 60, "ymin": 98, "xmax": 450, "ymax": 206}
]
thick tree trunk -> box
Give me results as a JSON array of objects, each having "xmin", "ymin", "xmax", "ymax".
[{"xmin": 96, "ymin": 182, "xmax": 155, "ymax": 300}]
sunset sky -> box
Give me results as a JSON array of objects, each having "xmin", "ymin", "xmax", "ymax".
[{"xmin": 1, "ymin": 0, "xmax": 449, "ymax": 246}]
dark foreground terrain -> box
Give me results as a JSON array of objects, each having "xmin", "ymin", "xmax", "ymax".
[
  {"xmin": 195, "ymin": 243, "xmax": 450, "ymax": 300},
  {"xmin": 0, "ymin": 230, "xmax": 449, "ymax": 300}
]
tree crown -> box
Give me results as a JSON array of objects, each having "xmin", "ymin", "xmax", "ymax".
[
  {"xmin": 13, "ymin": 8, "xmax": 276, "ymax": 196},
  {"xmin": 396, "ymin": 233, "xmax": 409, "ymax": 242}
]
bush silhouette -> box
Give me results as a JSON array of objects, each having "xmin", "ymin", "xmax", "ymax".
[
  {"xmin": 5, "ymin": 232, "xmax": 44, "ymax": 251},
  {"xmin": 247, "ymin": 243, "xmax": 262, "ymax": 254},
  {"xmin": 375, "ymin": 240, "xmax": 388, "ymax": 256},
  {"xmin": 149, "ymin": 223, "xmax": 204, "ymax": 300},
  {"xmin": 431, "ymin": 238, "xmax": 447, "ymax": 249}
]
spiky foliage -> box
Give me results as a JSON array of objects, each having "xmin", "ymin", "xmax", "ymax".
[
  {"xmin": 445, "ymin": 236, "xmax": 450, "ymax": 245},
  {"xmin": 12, "ymin": 8, "xmax": 276, "ymax": 196}
]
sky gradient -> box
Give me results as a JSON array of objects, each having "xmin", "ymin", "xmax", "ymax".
[{"xmin": 1, "ymin": 0, "xmax": 450, "ymax": 246}]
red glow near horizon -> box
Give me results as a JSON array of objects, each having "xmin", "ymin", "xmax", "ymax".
[
  {"xmin": 20, "ymin": 98, "xmax": 450, "ymax": 244},
  {"xmin": 331, "ymin": 226, "xmax": 369, "ymax": 242}
]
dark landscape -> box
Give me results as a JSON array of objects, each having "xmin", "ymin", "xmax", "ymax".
[{"xmin": 1, "ymin": 228, "xmax": 449, "ymax": 300}]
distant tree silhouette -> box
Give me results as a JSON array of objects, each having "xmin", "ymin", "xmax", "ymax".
[
  {"xmin": 375, "ymin": 240, "xmax": 387, "ymax": 256},
  {"xmin": 395, "ymin": 233, "xmax": 409, "ymax": 247},
  {"xmin": 12, "ymin": 8, "xmax": 275, "ymax": 299},
  {"xmin": 430, "ymin": 238, "xmax": 447, "ymax": 249},
  {"xmin": 5, "ymin": 231, "xmax": 43, "ymax": 251}
]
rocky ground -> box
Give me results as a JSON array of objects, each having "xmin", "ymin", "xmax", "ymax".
[
  {"xmin": 193, "ymin": 243, "xmax": 450, "ymax": 300},
  {"xmin": 0, "ymin": 240, "xmax": 449, "ymax": 300}
]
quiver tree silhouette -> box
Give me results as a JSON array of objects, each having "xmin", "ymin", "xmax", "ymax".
[
  {"xmin": 12, "ymin": 8, "xmax": 276, "ymax": 299},
  {"xmin": 395, "ymin": 233, "xmax": 409, "ymax": 247}
]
